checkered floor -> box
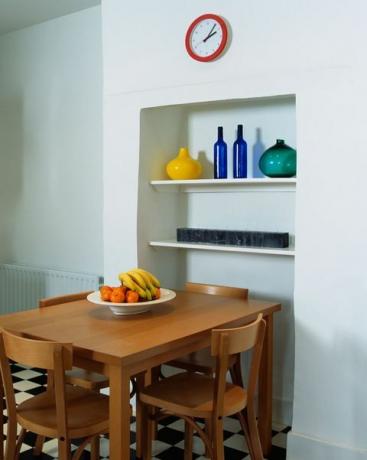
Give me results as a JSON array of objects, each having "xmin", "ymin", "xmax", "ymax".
[{"xmin": 4, "ymin": 363, "xmax": 289, "ymax": 459}]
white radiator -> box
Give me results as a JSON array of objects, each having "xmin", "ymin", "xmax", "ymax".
[{"xmin": 0, "ymin": 264, "xmax": 103, "ymax": 314}]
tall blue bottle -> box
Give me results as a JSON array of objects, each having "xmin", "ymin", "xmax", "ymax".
[
  {"xmin": 214, "ymin": 126, "xmax": 227, "ymax": 179},
  {"xmin": 233, "ymin": 124, "xmax": 247, "ymax": 178}
]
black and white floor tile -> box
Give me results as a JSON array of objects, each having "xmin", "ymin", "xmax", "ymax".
[{"xmin": 4, "ymin": 363, "xmax": 289, "ymax": 459}]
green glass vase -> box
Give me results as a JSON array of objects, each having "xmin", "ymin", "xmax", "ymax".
[{"xmin": 259, "ymin": 139, "xmax": 296, "ymax": 178}]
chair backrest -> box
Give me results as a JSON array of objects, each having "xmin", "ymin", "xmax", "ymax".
[
  {"xmin": 185, "ymin": 282, "xmax": 248, "ymax": 299},
  {"xmin": 39, "ymin": 291, "xmax": 93, "ymax": 308},
  {"xmin": 210, "ymin": 314, "xmax": 266, "ymax": 418},
  {"xmin": 0, "ymin": 329, "xmax": 73, "ymax": 449}
]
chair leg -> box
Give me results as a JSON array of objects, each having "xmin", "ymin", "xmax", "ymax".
[
  {"xmin": 90, "ymin": 435, "xmax": 100, "ymax": 460},
  {"xmin": 4, "ymin": 419, "xmax": 17, "ymax": 460},
  {"xmin": 180, "ymin": 415, "xmax": 212, "ymax": 459},
  {"xmin": 236, "ymin": 409, "xmax": 249, "ymax": 445},
  {"xmin": 33, "ymin": 435, "xmax": 45, "ymax": 456},
  {"xmin": 212, "ymin": 417, "xmax": 224, "ymax": 460},
  {"xmin": 203, "ymin": 370, "xmax": 215, "ymax": 458},
  {"xmin": 231, "ymin": 357, "xmax": 255, "ymax": 458},
  {"xmin": 245, "ymin": 409, "xmax": 263, "ymax": 460},
  {"xmin": 14, "ymin": 428, "xmax": 26, "ymax": 460},
  {"xmin": 72, "ymin": 437, "xmax": 96, "ymax": 460},
  {"xmin": 58, "ymin": 438, "xmax": 71, "ymax": 460},
  {"xmin": 151, "ymin": 367, "xmax": 160, "ymax": 440},
  {"xmin": 204, "ymin": 417, "xmax": 213, "ymax": 458},
  {"xmin": 184, "ymin": 420, "xmax": 193, "ymax": 460},
  {"xmin": 239, "ymin": 411, "xmax": 255, "ymax": 459}
]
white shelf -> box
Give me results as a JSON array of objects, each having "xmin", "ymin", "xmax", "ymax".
[
  {"xmin": 149, "ymin": 240, "xmax": 295, "ymax": 257},
  {"xmin": 150, "ymin": 178, "xmax": 296, "ymax": 193}
]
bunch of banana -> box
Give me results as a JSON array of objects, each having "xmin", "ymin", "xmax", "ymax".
[{"xmin": 118, "ymin": 268, "xmax": 160, "ymax": 301}]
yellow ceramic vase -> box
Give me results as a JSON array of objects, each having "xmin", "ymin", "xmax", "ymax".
[{"xmin": 166, "ymin": 147, "xmax": 202, "ymax": 180}]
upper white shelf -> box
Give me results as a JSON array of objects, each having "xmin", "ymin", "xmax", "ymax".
[{"xmin": 150, "ymin": 178, "xmax": 297, "ymax": 193}]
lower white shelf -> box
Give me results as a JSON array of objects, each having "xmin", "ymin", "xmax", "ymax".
[{"xmin": 149, "ymin": 240, "xmax": 295, "ymax": 257}]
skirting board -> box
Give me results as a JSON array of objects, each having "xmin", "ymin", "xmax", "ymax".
[{"xmin": 287, "ymin": 431, "xmax": 367, "ymax": 460}]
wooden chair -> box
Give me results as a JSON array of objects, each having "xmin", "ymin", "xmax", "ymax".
[
  {"xmin": 36, "ymin": 292, "xmax": 137, "ymax": 456},
  {"xmin": 39, "ymin": 291, "xmax": 137, "ymax": 395},
  {"xmin": 39, "ymin": 292, "xmax": 109, "ymax": 392},
  {"xmin": 136, "ymin": 283, "xmax": 248, "ymax": 457},
  {"xmin": 140, "ymin": 314, "xmax": 266, "ymax": 460},
  {"xmin": 154, "ymin": 283, "xmax": 249, "ymax": 452},
  {"xmin": 0, "ymin": 329, "xmax": 109, "ymax": 460},
  {"xmin": 167, "ymin": 283, "xmax": 248, "ymax": 395}
]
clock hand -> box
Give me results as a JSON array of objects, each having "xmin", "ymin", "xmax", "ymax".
[
  {"xmin": 203, "ymin": 30, "xmax": 217, "ymax": 43},
  {"xmin": 202, "ymin": 23, "xmax": 216, "ymax": 42}
]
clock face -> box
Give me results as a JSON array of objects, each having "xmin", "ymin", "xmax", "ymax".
[{"xmin": 185, "ymin": 14, "xmax": 228, "ymax": 62}]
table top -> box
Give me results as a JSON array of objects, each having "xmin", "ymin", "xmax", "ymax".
[{"xmin": 0, "ymin": 291, "xmax": 280, "ymax": 366}]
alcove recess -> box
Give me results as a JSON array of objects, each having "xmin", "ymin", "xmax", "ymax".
[{"xmin": 137, "ymin": 94, "xmax": 296, "ymax": 295}]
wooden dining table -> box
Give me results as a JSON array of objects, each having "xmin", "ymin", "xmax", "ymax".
[{"xmin": 0, "ymin": 290, "xmax": 280, "ymax": 459}]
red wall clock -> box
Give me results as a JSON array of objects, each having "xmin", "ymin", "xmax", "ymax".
[{"xmin": 185, "ymin": 14, "xmax": 229, "ymax": 62}]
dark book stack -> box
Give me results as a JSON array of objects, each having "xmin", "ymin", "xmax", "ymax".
[{"xmin": 177, "ymin": 228, "xmax": 289, "ymax": 249}]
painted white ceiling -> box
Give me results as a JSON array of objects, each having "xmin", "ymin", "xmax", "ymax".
[{"xmin": 0, "ymin": 0, "xmax": 100, "ymax": 36}]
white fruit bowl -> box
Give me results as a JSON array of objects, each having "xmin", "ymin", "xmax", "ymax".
[{"xmin": 87, "ymin": 288, "xmax": 176, "ymax": 316}]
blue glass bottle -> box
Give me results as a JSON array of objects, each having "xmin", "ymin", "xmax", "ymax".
[
  {"xmin": 214, "ymin": 126, "xmax": 227, "ymax": 179},
  {"xmin": 233, "ymin": 124, "xmax": 247, "ymax": 178}
]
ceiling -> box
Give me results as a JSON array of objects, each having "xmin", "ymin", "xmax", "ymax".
[{"xmin": 0, "ymin": 0, "xmax": 100, "ymax": 36}]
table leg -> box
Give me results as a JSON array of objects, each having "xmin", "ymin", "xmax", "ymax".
[
  {"xmin": 258, "ymin": 313, "xmax": 273, "ymax": 457},
  {"xmin": 135, "ymin": 372, "xmax": 145, "ymax": 459},
  {"xmin": 135, "ymin": 369, "xmax": 158, "ymax": 459},
  {"xmin": 109, "ymin": 365, "xmax": 131, "ymax": 460}
]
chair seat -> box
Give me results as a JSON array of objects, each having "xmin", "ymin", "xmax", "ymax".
[
  {"xmin": 17, "ymin": 385, "xmax": 109, "ymax": 439},
  {"xmin": 140, "ymin": 372, "xmax": 247, "ymax": 419},
  {"xmin": 167, "ymin": 347, "xmax": 237, "ymax": 375},
  {"xmin": 65, "ymin": 367, "xmax": 109, "ymax": 390}
]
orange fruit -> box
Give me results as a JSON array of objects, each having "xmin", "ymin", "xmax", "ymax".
[
  {"xmin": 100, "ymin": 285, "xmax": 112, "ymax": 301},
  {"xmin": 126, "ymin": 290, "xmax": 139, "ymax": 303},
  {"xmin": 100, "ymin": 285, "xmax": 112, "ymax": 292},
  {"xmin": 110, "ymin": 287, "xmax": 126, "ymax": 303}
]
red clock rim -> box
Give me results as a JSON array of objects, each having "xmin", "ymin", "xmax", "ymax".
[{"xmin": 185, "ymin": 13, "xmax": 228, "ymax": 62}]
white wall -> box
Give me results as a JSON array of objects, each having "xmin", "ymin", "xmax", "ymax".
[
  {"xmin": 102, "ymin": 0, "xmax": 362, "ymax": 97},
  {"xmin": 0, "ymin": 6, "xmax": 103, "ymax": 274},
  {"xmin": 102, "ymin": 1, "xmax": 367, "ymax": 458}
]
